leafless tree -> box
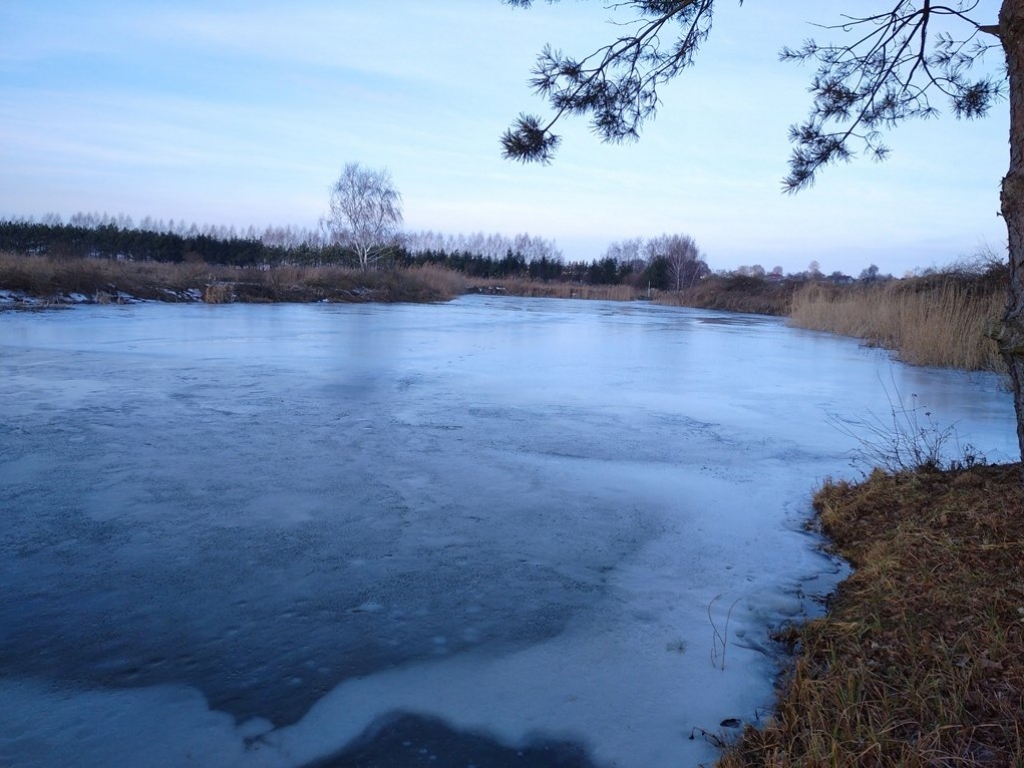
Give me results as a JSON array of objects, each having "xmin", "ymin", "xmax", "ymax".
[
  {"xmin": 322, "ymin": 163, "xmax": 403, "ymax": 270},
  {"xmin": 646, "ymin": 233, "xmax": 708, "ymax": 289}
]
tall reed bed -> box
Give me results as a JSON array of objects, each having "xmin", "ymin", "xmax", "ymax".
[{"xmin": 790, "ymin": 275, "xmax": 1005, "ymax": 372}]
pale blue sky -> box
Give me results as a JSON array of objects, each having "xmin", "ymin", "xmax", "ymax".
[{"xmin": 0, "ymin": 1, "xmax": 1008, "ymax": 275}]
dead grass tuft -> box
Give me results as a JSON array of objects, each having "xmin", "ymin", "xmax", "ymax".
[{"xmin": 717, "ymin": 463, "xmax": 1024, "ymax": 768}]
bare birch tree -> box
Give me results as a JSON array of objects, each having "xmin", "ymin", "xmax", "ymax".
[
  {"xmin": 645, "ymin": 233, "xmax": 708, "ymax": 290},
  {"xmin": 322, "ymin": 163, "xmax": 403, "ymax": 270}
]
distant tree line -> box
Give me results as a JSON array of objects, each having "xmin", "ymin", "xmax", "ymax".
[
  {"xmin": 399, "ymin": 231, "xmax": 713, "ymax": 289},
  {"xmin": 2, "ymin": 213, "xmax": 889, "ymax": 289},
  {"xmin": 0, "ymin": 215, "xmax": 717, "ymax": 289},
  {"xmin": 398, "ymin": 230, "xmax": 567, "ymax": 279},
  {"xmin": 0, "ymin": 215, "xmax": 568, "ymax": 277},
  {"xmin": 0, "ymin": 215, "xmax": 319, "ymax": 267}
]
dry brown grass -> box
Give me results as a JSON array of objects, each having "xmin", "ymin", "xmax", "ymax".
[
  {"xmin": 465, "ymin": 275, "xmax": 645, "ymax": 301},
  {"xmin": 717, "ymin": 463, "xmax": 1024, "ymax": 768},
  {"xmin": 0, "ymin": 252, "xmax": 208, "ymax": 298},
  {"xmin": 0, "ymin": 253, "xmax": 465, "ymax": 304},
  {"xmin": 790, "ymin": 276, "xmax": 1005, "ymax": 372},
  {"xmin": 655, "ymin": 275, "xmax": 797, "ymax": 316}
]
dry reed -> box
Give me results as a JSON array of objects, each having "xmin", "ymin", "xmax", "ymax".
[{"xmin": 790, "ymin": 277, "xmax": 1005, "ymax": 372}]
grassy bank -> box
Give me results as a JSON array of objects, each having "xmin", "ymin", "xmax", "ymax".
[
  {"xmin": 469, "ymin": 272, "xmax": 798, "ymax": 311},
  {"xmin": 465, "ymin": 275, "xmax": 645, "ymax": 301},
  {"xmin": 655, "ymin": 274, "xmax": 798, "ymax": 316},
  {"xmin": 718, "ymin": 463, "xmax": 1024, "ymax": 767},
  {"xmin": 0, "ymin": 253, "xmax": 465, "ymax": 304},
  {"xmin": 790, "ymin": 271, "xmax": 1006, "ymax": 372}
]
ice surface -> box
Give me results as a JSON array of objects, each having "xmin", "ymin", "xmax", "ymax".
[{"xmin": 0, "ymin": 297, "xmax": 1015, "ymax": 767}]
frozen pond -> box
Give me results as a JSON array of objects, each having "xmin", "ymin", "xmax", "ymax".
[{"xmin": 0, "ymin": 296, "xmax": 1016, "ymax": 767}]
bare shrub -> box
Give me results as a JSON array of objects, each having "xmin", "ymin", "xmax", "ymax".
[{"xmin": 828, "ymin": 379, "xmax": 986, "ymax": 474}]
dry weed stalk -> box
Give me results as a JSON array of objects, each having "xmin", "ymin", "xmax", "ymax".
[{"xmin": 709, "ymin": 594, "xmax": 742, "ymax": 672}]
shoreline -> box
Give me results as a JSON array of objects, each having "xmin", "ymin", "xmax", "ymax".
[{"xmin": 717, "ymin": 463, "xmax": 1024, "ymax": 767}]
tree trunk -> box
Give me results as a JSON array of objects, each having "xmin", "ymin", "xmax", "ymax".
[{"xmin": 996, "ymin": 0, "xmax": 1024, "ymax": 468}]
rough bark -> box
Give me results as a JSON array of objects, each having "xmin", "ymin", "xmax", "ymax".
[{"xmin": 997, "ymin": 0, "xmax": 1024, "ymax": 467}]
